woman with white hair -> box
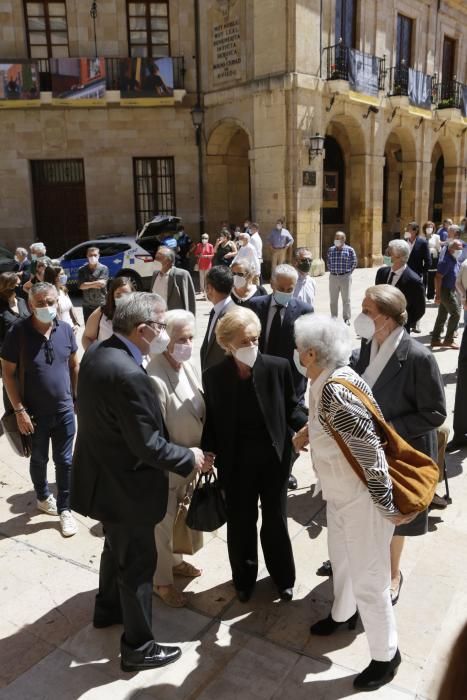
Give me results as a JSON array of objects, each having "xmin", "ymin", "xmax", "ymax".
[
  {"xmin": 230, "ymin": 259, "xmax": 267, "ymax": 306},
  {"xmin": 293, "ymin": 313, "xmax": 416, "ymax": 691},
  {"xmin": 147, "ymin": 309, "xmax": 205, "ymax": 607},
  {"xmin": 202, "ymin": 306, "xmax": 307, "ymax": 603}
]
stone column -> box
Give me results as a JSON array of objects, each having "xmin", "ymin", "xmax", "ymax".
[
  {"xmin": 443, "ymin": 166, "xmax": 467, "ymax": 222},
  {"xmin": 348, "ymin": 153, "xmax": 385, "ymax": 267},
  {"xmin": 413, "ymin": 160, "xmax": 432, "ymax": 225},
  {"xmin": 296, "ymin": 156, "xmax": 325, "ymax": 275}
]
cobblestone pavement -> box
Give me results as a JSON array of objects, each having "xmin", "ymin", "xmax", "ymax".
[{"xmin": 0, "ymin": 268, "xmax": 465, "ymax": 699}]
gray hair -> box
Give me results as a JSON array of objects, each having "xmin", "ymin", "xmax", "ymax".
[
  {"xmin": 231, "ymin": 258, "xmax": 256, "ymax": 277},
  {"xmin": 365, "ymin": 285, "xmax": 407, "ymax": 326},
  {"xmin": 15, "ymin": 247, "xmax": 28, "ymax": 257},
  {"xmin": 165, "ymin": 309, "xmax": 196, "ymax": 338},
  {"xmin": 294, "ymin": 314, "xmax": 352, "ymax": 368},
  {"xmin": 157, "ymin": 246, "xmax": 176, "ymax": 264},
  {"xmin": 272, "ymin": 263, "xmax": 298, "ymax": 283},
  {"xmin": 30, "ymin": 242, "xmax": 46, "ymax": 254},
  {"xmin": 295, "ymin": 247, "xmax": 312, "ymax": 259},
  {"xmin": 112, "ymin": 292, "xmax": 166, "ymax": 335},
  {"xmin": 388, "ymin": 239, "xmax": 410, "ymax": 262},
  {"xmin": 29, "ymin": 282, "xmax": 57, "ymax": 300},
  {"xmin": 335, "ymin": 230, "xmax": 346, "ymax": 241},
  {"xmin": 448, "ymin": 225, "xmax": 460, "ymax": 236}
]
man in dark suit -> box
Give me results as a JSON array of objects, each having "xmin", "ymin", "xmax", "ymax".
[
  {"xmin": 200, "ymin": 265, "xmax": 235, "ymax": 371},
  {"xmin": 375, "ymin": 239, "xmax": 425, "ymax": 332},
  {"xmin": 405, "ymin": 222, "xmax": 431, "ymax": 279},
  {"xmin": 150, "ymin": 246, "xmax": 196, "ymax": 315},
  {"xmin": 71, "ymin": 292, "xmax": 206, "ymax": 672},
  {"xmin": 247, "ymin": 263, "xmax": 312, "ymax": 490},
  {"xmin": 447, "ymin": 325, "xmax": 467, "ymax": 450}
]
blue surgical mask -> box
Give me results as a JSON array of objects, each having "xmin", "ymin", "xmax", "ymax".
[
  {"xmin": 383, "ymin": 255, "xmax": 392, "ymax": 267},
  {"xmin": 58, "ymin": 274, "xmax": 68, "ymax": 285},
  {"xmin": 34, "ymin": 305, "xmax": 57, "ymax": 324},
  {"xmin": 273, "ymin": 290, "xmax": 293, "ymax": 306}
]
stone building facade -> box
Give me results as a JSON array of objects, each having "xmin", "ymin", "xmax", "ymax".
[{"xmin": 0, "ymin": 0, "xmax": 466, "ymax": 268}]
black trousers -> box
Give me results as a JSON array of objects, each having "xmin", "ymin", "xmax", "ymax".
[
  {"xmin": 453, "ymin": 330, "xmax": 467, "ymax": 442},
  {"xmin": 95, "ymin": 522, "xmax": 157, "ymax": 650},
  {"xmin": 224, "ymin": 444, "xmax": 295, "ymax": 592}
]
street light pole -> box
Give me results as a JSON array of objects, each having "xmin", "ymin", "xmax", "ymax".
[
  {"xmin": 193, "ymin": 0, "xmax": 204, "ymax": 240},
  {"xmin": 90, "ymin": 2, "xmax": 98, "ymax": 58}
]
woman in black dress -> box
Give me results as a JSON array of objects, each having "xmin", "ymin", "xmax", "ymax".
[
  {"xmin": 213, "ymin": 228, "xmax": 237, "ymax": 267},
  {"xmin": 0, "ymin": 272, "xmax": 30, "ymax": 407}
]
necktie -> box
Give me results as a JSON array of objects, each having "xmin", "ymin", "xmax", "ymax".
[
  {"xmin": 207, "ymin": 308, "xmax": 216, "ymax": 340},
  {"xmin": 388, "ymin": 271, "xmax": 395, "ymax": 285},
  {"xmin": 267, "ymin": 305, "xmax": 283, "ymax": 355}
]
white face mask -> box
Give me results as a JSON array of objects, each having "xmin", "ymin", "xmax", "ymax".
[
  {"xmin": 14, "ymin": 255, "xmax": 20, "ymax": 263},
  {"xmin": 147, "ymin": 328, "xmax": 170, "ymax": 354},
  {"xmin": 276, "ymin": 224, "xmax": 282, "ymax": 230},
  {"xmin": 58, "ymin": 274, "xmax": 68, "ymax": 285},
  {"xmin": 293, "ymin": 349, "xmax": 308, "ymax": 378},
  {"xmin": 403, "ymin": 232, "xmax": 412, "ymax": 241},
  {"xmin": 452, "ymin": 249, "xmax": 462, "ymax": 260},
  {"xmin": 114, "ymin": 295, "xmax": 128, "ymax": 307},
  {"xmin": 233, "ymin": 345, "xmax": 258, "ymax": 367},
  {"xmin": 234, "ymin": 274, "xmax": 247, "ymax": 288},
  {"xmin": 88, "ymin": 256, "xmax": 98, "ymax": 265},
  {"xmin": 202, "ymin": 238, "xmax": 209, "ymax": 245},
  {"xmin": 153, "ymin": 260, "xmax": 163, "ymax": 272},
  {"xmin": 354, "ymin": 312, "xmax": 376, "ymax": 340},
  {"xmin": 426, "ymin": 227, "xmax": 433, "ymax": 235},
  {"xmin": 170, "ymin": 342, "xmax": 192, "ymax": 363},
  {"xmin": 334, "ymin": 239, "xmax": 343, "ymax": 248},
  {"xmin": 34, "ymin": 305, "xmax": 57, "ymax": 324}
]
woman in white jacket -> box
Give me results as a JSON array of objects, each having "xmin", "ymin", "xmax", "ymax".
[{"xmin": 293, "ymin": 314, "xmax": 416, "ymax": 692}]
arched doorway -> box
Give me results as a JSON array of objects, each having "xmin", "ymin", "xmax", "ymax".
[
  {"xmin": 382, "ymin": 128, "xmax": 417, "ymax": 248},
  {"xmin": 430, "ymin": 145, "xmax": 444, "ymax": 224},
  {"xmin": 205, "ymin": 121, "xmax": 251, "ymax": 233},
  {"xmin": 430, "ymin": 136, "xmax": 459, "ymax": 224},
  {"xmin": 322, "ymin": 136, "xmax": 345, "ymax": 252}
]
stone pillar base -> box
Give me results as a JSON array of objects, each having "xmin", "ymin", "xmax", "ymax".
[{"xmin": 312, "ymin": 258, "xmax": 326, "ymax": 276}]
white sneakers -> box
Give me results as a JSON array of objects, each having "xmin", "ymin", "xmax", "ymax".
[
  {"xmin": 37, "ymin": 494, "xmax": 58, "ymax": 515},
  {"xmin": 37, "ymin": 495, "xmax": 78, "ymax": 536},
  {"xmin": 60, "ymin": 510, "xmax": 78, "ymax": 537}
]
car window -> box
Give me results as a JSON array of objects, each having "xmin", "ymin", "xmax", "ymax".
[
  {"xmin": 63, "ymin": 244, "xmax": 90, "ymax": 261},
  {"xmin": 98, "ymin": 243, "xmax": 131, "ymax": 257},
  {"xmin": 0, "ymin": 245, "xmax": 14, "ymax": 259}
]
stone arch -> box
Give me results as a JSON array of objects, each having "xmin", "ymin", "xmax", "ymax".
[
  {"xmin": 205, "ymin": 120, "xmax": 251, "ymax": 233},
  {"xmin": 430, "ymin": 134, "xmax": 460, "ymax": 223}
]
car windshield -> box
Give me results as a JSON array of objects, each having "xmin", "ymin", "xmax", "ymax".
[{"xmin": 0, "ymin": 245, "xmax": 14, "ymax": 258}]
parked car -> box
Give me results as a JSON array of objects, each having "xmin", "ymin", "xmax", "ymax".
[
  {"xmin": 59, "ymin": 235, "xmax": 156, "ymax": 291},
  {"xmin": 136, "ymin": 215, "xmax": 182, "ymax": 256},
  {"xmin": 0, "ymin": 245, "xmax": 16, "ymax": 274}
]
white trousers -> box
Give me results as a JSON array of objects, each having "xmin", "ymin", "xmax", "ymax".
[
  {"xmin": 329, "ymin": 273, "xmax": 352, "ymax": 321},
  {"xmin": 327, "ymin": 492, "xmax": 397, "ymax": 662},
  {"xmin": 154, "ymin": 472, "xmax": 192, "ymax": 586}
]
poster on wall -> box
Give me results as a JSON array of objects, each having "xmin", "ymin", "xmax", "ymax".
[
  {"xmin": 348, "ymin": 49, "xmax": 379, "ymax": 98},
  {"xmin": 119, "ymin": 58, "xmax": 174, "ymax": 106},
  {"xmin": 50, "ymin": 58, "xmax": 106, "ymax": 106},
  {"xmin": 408, "ymin": 69, "xmax": 432, "ymax": 111},
  {"xmin": 0, "ymin": 62, "xmax": 40, "ymax": 108}
]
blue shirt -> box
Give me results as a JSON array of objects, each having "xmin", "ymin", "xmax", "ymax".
[
  {"xmin": 436, "ymin": 226, "xmax": 448, "ymax": 242},
  {"xmin": 267, "ymin": 227, "xmax": 293, "ymax": 249},
  {"xmin": 1, "ymin": 317, "xmax": 78, "ymax": 416},
  {"xmin": 437, "ymin": 252, "xmax": 460, "ymax": 290},
  {"xmin": 327, "ymin": 244, "xmax": 357, "ymax": 274}
]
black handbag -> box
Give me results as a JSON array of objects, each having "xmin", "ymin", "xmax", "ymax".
[
  {"xmin": 186, "ymin": 472, "xmax": 227, "ymax": 532},
  {"xmin": 1, "ymin": 327, "xmax": 33, "ymax": 458}
]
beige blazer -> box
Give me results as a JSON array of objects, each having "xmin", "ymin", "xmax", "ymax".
[{"xmin": 146, "ymin": 353, "xmax": 205, "ymax": 447}]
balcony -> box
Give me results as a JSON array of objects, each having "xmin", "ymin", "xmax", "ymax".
[
  {"xmin": 36, "ymin": 56, "xmax": 186, "ymax": 93},
  {"xmin": 433, "ymin": 77, "xmax": 464, "ymax": 110},
  {"xmin": 386, "ymin": 65, "xmax": 409, "ymax": 97},
  {"xmin": 323, "ymin": 42, "xmax": 386, "ymax": 91}
]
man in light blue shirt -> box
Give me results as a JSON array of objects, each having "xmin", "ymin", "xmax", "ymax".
[{"xmin": 267, "ymin": 218, "xmax": 294, "ymax": 275}]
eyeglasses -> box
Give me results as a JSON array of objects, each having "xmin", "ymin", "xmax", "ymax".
[
  {"xmin": 143, "ymin": 320, "xmax": 167, "ymax": 331},
  {"xmin": 233, "ymin": 272, "xmax": 246, "ymax": 278},
  {"xmin": 44, "ymin": 338, "xmax": 55, "ymax": 365}
]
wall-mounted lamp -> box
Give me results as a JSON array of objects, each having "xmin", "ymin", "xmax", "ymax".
[
  {"xmin": 190, "ymin": 105, "xmax": 204, "ymax": 145},
  {"xmin": 363, "ymin": 105, "xmax": 379, "ymax": 119},
  {"xmin": 308, "ymin": 133, "xmax": 325, "ymax": 163}
]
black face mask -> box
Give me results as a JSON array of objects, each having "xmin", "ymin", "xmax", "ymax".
[{"xmin": 297, "ymin": 259, "xmax": 312, "ymax": 272}]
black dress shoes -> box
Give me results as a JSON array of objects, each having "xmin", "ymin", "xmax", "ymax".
[
  {"xmin": 121, "ymin": 641, "xmax": 182, "ymax": 672},
  {"xmin": 236, "ymin": 589, "xmax": 253, "ymax": 603},
  {"xmin": 279, "ymin": 588, "xmax": 293, "ymax": 601},
  {"xmin": 353, "ymin": 648, "xmax": 401, "ymax": 690},
  {"xmin": 288, "ymin": 474, "xmax": 298, "ymax": 490},
  {"xmin": 310, "ymin": 611, "xmax": 358, "ymax": 636}
]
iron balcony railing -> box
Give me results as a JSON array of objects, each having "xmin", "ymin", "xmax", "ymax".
[
  {"xmin": 36, "ymin": 56, "xmax": 185, "ymax": 93},
  {"xmin": 433, "ymin": 77, "xmax": 464, "ymax": 110},
  {"xmin": 323, "ymin": 42, "xmax": 386, "ymax": 91},
  {"xmin": 386, "ymin": 65, "xmax": 409, "ymax": 96}
]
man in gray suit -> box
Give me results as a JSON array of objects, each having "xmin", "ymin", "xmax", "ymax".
[
  {"xmin": 150, "ymin": 247, "xmax": 196, "ymax": 316},
  {"xmin": 200, "ymin": 266, "xmax": 234, "ymax": 371}
]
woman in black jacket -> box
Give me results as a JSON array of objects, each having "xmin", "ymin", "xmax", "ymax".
[
  {"xmin": 0, "ymin": 272, "xmax": 30, "ymax": 407},
  {"xmin": 202, "ymin": 306, "xmax": 307, "ymax": 603}
]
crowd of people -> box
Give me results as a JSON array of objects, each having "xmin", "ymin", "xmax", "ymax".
[{"xmin": 0, "ymin": 214, "xmax": 466, "ymax": 692}]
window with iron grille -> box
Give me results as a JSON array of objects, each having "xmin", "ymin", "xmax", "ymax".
[
  {"xmin": 127, "ymin": 1, "xmax": 170, "ymax": 58},
  {"xmin": 133, "ymin": 157, "xmax": 176, "ymax": 231},
  {"xmin": 31, "ymin": 159, "xmax": 84, "ymax": 184},
  {"xmin": 23, "ymin": 1, "xmax": 69, "ymax": 59}
]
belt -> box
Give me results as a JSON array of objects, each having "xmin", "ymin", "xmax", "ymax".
[
  {"xmin": 330, "ymin": 272, "xmax": 351, "ymax": 276},
  {"xmin": 272, "ymin": 246, "xmax": 287, "ymax": 250}
]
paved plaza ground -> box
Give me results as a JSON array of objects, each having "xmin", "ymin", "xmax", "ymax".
[{"xmin": 0, "ymin": 267, "xmax": 466, "ymax": 700}]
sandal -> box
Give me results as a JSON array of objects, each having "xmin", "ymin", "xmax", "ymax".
[
  {"xmin": 173, "ymin": 561, "xmax": 202, "ymax": 578},
  {"xmin": 154, "ymin": 585, "xmax": 187, "ymax": 608}
]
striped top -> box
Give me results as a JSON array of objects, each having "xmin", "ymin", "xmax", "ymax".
[{"xmin": 318, "ymin": 366, "xmax": 398, "ymax": 516}]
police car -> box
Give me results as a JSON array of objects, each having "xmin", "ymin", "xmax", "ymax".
[{"xmin": 59, "ymin": 235, "xmax": 156, "ymax": 291}]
